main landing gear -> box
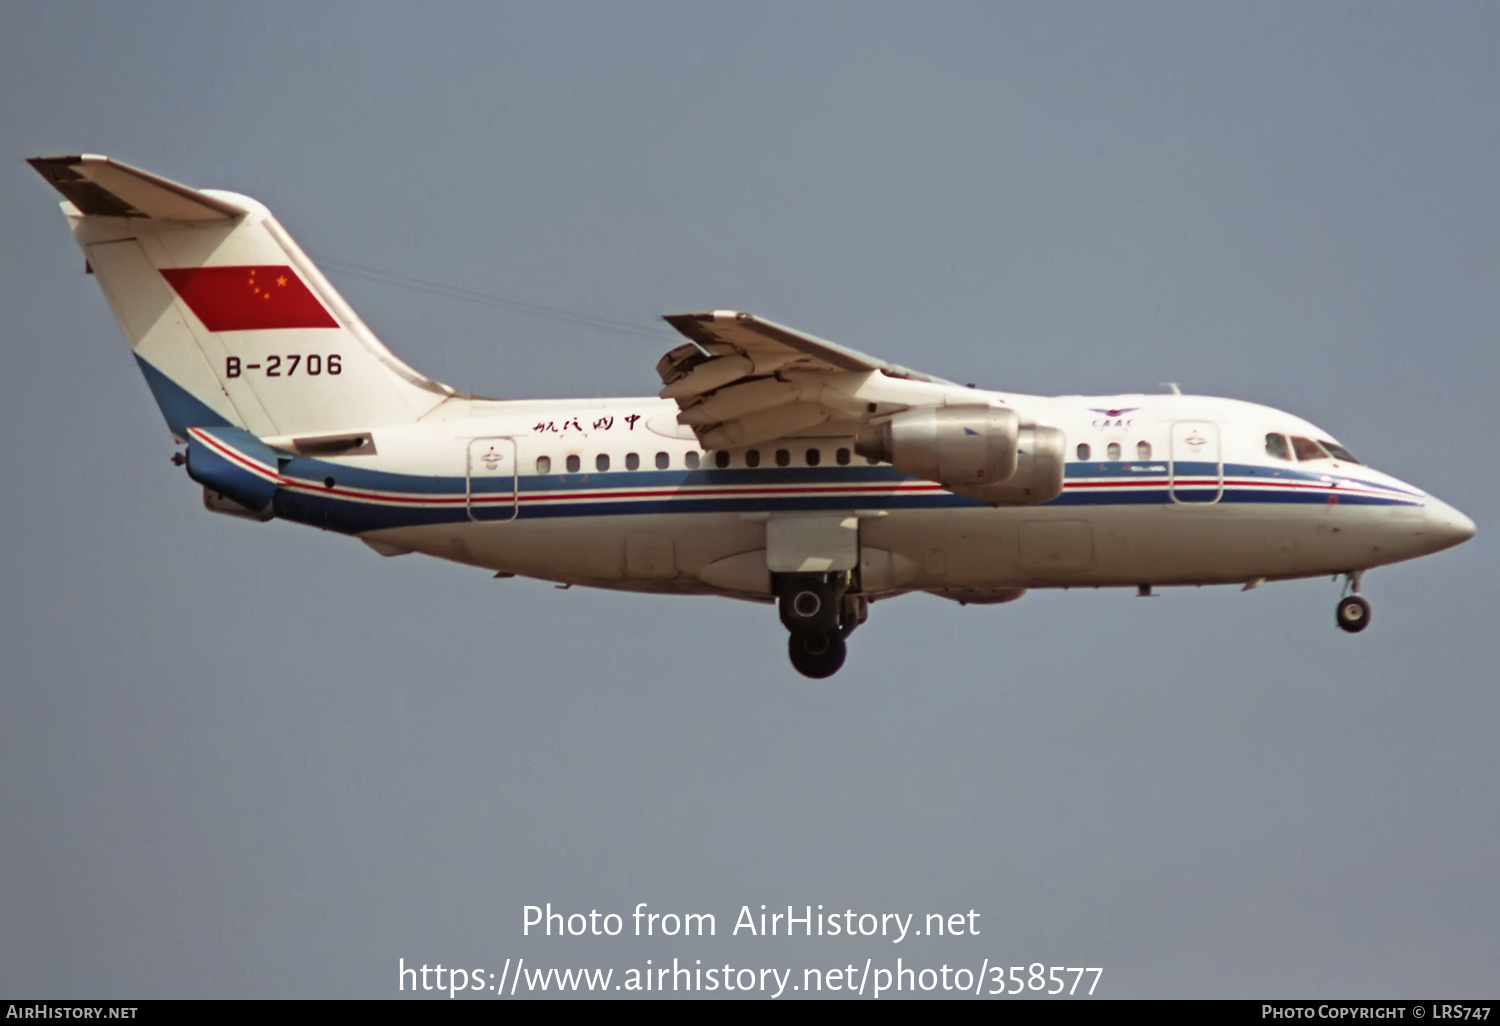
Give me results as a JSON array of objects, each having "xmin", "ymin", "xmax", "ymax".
[
  {"xmin": 1335, "ymin": 571, "xmax": 1371, "ymax": 634},
  {"xmin": 776, "ymin": 571, "xmax": 867, "ymax": 679}
]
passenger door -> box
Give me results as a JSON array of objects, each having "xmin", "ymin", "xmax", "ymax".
[
  {"xmin": 1169, "ymin": 422, "xmax": 1222, "ymax": 504},
  {"xmin": 466, "ymin": 437, "xmax": 517, "ymax": 521}
]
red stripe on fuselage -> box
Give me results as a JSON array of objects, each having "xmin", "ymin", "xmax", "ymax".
[
  {"xmin": 188, "ymin": 428, "xmax": 280, "ymax": 481},
  {"xmin": 188, "ymin": 431, "xmax": 1419, "ymax": 511}
]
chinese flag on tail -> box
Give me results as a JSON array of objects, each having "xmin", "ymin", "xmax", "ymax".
[{"xmin": 160, "ymin": 265, "xmax": 339, "ymax": 331}]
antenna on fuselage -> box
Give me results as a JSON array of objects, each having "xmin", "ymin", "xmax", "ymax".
[{"xmin": 1160, "ymin": 382, "xmax": 1182, "ymax": 395}]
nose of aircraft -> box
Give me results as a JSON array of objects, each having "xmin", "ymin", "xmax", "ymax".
[{"xmin": 1423, "ymin": 497, "xmax": 1477, "ymax": 553}]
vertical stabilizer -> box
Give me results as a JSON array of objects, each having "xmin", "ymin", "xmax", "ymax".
[{"xmin": 31, "ymin": 155, "xmax": 457, "ymax": 441}]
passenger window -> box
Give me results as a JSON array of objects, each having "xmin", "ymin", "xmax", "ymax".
[
  {"xmin": 596, "ymin": 453, "xmax": 610, "ymax": 471},
  {"xmin": 1107, "ymin": 442, "xmax": 1122, "ymax": 461},
  {"xmin": 714, "ymin": 451, "xmax": 729, "ymax": 469},
  {"xmin": 745, "ymin": 449, "xmax": 761, "ymax": 468},
  {"xmin": 1265, "ymin": 433, "xmax": 1292, "ymax": 461},
  {"xmin": 1320, "ymin": 440, "xmax": 1361, "ymax": 464},
  {"xmin": 836, "ymin": 448, "xmax": 851, "ymax": 466},
  {"xmin": 1136, "ymin": 441, "xmax": 1151, "ymax": 460},
  {"xmin": 1076, "ymin": 443, "xmax": 1091, "ymax": 461},
  {"xmin": 1291, "ymin": 436, "xmax": 1328, "ymax": 462},
  {"xmin": 655, "ymin": 451, "xmax": 669, "ymax": 470},
  {"xmin": 625, "ymin": 452, "xmax": 640, "ymax": 470},
  {"xmin": 775, "ymin": 448, "xmax": 790, "ymax": 467},
  {"xmin": 535, "ymin": 456, "xmax": 551, "ymax": 474},
  {"xmin": 806, "ymin": 448, "xmax": 821, "ymax": 466},
  {"xmin": 685, "ymin": 451, "xmax": 700, "ymax": 469},
  {"xmin": 566, "ymin": 454, "xmax": 581, "ymax": 473}
]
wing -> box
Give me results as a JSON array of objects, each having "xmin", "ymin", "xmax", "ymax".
[{"xmin": 657, "ymin": 310, "xmax": 956, "ymax": 449}]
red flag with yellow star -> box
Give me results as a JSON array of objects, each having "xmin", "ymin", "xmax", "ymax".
[{"xmin": 160, "ymin": 265, "xmax": 339, "ymax": 331}]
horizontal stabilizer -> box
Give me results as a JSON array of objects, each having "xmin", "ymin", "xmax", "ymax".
[{"xmin": 28, "ymin": 154, "xmax": 244, "ymax": 220}]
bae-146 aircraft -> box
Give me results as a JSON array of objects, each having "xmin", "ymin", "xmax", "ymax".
[{"xmin": 30, "ymin": 155, "xmax": 1476, "ymax": 677}]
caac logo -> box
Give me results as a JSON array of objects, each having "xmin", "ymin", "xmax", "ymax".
[{"xmin": 1088, "ymin": 407, "xmax": 1139, "ymax": 429}]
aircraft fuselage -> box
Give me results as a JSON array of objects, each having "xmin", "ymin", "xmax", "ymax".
[{"xmin": 194, "ymin": 390, "xmax": 1472, "ymax": 602}]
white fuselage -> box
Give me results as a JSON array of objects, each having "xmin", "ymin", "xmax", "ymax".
[{"xmin": 245, "ymin": 389, "xmax": 1473, "ymax": 603}]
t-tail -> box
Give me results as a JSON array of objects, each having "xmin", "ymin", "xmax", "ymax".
[{"xmin": 30, "ymin": 154, "xmax": 458, "ymax": 444}]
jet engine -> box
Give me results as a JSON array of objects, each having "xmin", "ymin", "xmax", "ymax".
[{"xmin": 855, "ymin": 405, "xmax": 1066, "ymax": 506}]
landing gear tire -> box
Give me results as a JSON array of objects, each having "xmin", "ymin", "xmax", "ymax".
[
  {"xmin": 1336, "ymin": 595, "xmax": 1371, "ymax": 633},
  {"xmin": 788, "ymin": 630, "xmax": 847, "ymax": 679}
]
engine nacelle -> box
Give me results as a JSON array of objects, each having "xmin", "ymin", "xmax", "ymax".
[
  {"xmin": 855, "ymin": 405, "xmax": 1020, "ymax": 490},
  {"xmin": 855, "ymin": 406, "xmax": 1065, "ymax": 506},
  {"xmin": 966, "ymin": 424, "xmax": 1066, "ymax": 506}
]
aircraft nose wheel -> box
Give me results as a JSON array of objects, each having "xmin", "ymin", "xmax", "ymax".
[
  {"xmin": 1336, "ymin": 595, "xmax": 1371, "ymax": 633},
  {"xmin": 788, "ymin": 630, "xmax": 847, "ymax": 679}
]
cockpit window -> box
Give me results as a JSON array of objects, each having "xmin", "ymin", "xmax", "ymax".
[
  {"xmin": 1291, "ymin": 436, "xmax": 1330, "ymax": 462},
  {"xmin": 1320, "ymin": 440, "xmax": 1360, "ymax": 464},
  {"xmin": 1265, "ymin": 433, "xmax": 1292, "ymax": 461}
]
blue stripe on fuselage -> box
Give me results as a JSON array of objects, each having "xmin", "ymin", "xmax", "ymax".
[
  {"xmin": 272, "ymin": 455, "xmax": 1417, "ymax": 496},
  {"xmin": 256, "ymin": 455, "xmax": 1421, "ymax": 536}
]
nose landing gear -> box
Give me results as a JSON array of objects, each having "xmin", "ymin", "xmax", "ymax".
[
  {"xmin": 777, "ymin": 572, "xmax": 866, "ymax": 678},
  {"xmin": 1335, "ymin": 570, "xmax": 1370, "ymax": 634},
  {"xmin": 1336, "ymin": 595, "xmax": 1371, "ymax": 633}
]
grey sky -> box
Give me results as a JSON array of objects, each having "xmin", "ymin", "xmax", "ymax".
[{"xmin": 1, "ymin": 2, "xmax": 1496, "ymax": 998}]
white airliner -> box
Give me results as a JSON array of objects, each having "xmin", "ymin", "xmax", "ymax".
[{"xmin": 30, "ymin": 155, "xmax": 1476, "ymax": 677}]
